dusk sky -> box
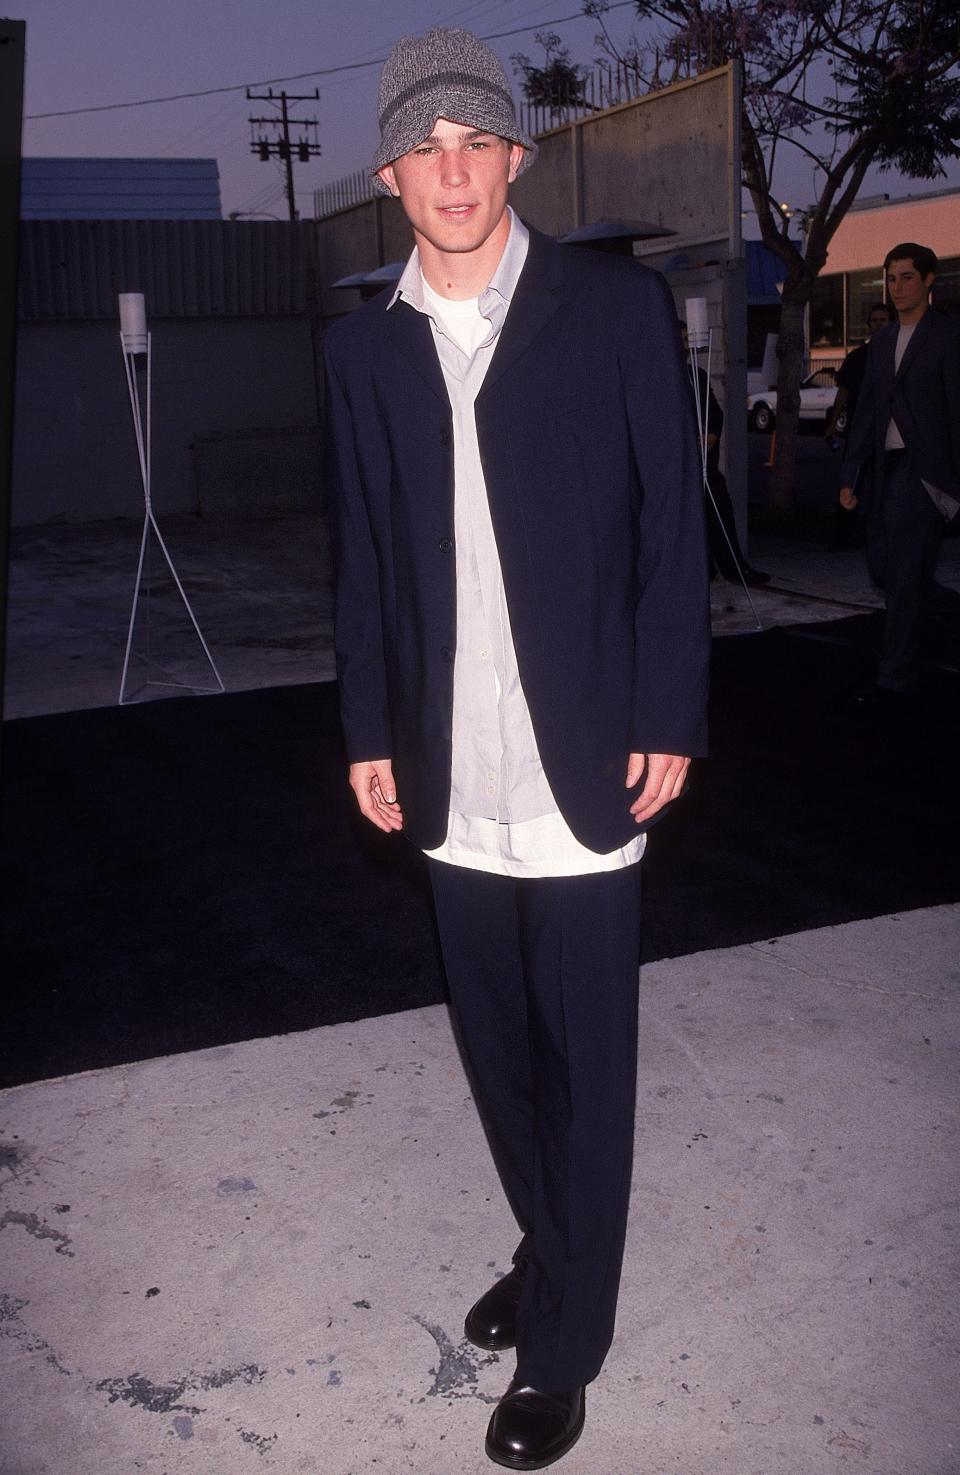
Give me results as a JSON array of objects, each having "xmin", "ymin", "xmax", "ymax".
[{"xmin": 15, "ymin": 0, "xmax": 960, "ymax": 227}]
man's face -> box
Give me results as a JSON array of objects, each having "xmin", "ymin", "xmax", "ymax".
[
  {"xmin": 377, "ymin": 117, "xmax": 524, "ymax": 257},
  {"xmin": 885, "ymin": 259, "xmax": 934, "ymax": 318},
  {"xmin": 867, "ymin": 307, "xmax": 891, "ymax": 335}
]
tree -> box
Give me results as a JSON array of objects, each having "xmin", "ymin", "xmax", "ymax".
[
  {"xmin": 512, "ymin": 31, "xmax": 591, "ymax": 115},
  {"xmin": 585, "ymin": 0, "xmax": 960, "ymax": 516}
]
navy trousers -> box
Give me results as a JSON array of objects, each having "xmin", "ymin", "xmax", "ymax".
[
  {"xmin": 427, "ymin": 859, "xmax": 642, "ymax": 1390},
  {"xmin": 867, "ymin": 451, "xmax": 946, "ymax": 691}
]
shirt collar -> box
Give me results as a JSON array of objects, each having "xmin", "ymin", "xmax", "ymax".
[{"xmin": 386, "ymin": 207, "xmax": 529, "ymax": 316}]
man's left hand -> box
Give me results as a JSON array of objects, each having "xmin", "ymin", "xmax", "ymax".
[{"xmin": 626, "ymin": 752, "xmax": 691, "ymax": 823}]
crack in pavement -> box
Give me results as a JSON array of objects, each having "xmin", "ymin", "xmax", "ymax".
[
  {"xmin": 0, "ymin": 1291, "xmax": 72, "ymax": 1376},
  {"xmin": 748, "ymin": 940, "xmax": 954, "ymax": 1004}
]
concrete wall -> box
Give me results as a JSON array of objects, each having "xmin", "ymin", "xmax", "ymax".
[
  {"xmin": 13, "ymin": 316, "xmax": 321, "ymax": 524},
  {"xmin": 510, "ymin": 68, "xmax": 736, "ymax": 245},
  {"xmin": 315, "ymin": 196, "xmax": 412, "ymax": 320}
]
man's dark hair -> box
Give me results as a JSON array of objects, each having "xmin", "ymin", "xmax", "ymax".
[{"xmin": 883, "ymin": 242, "xmax": 938, "ymax": 278}]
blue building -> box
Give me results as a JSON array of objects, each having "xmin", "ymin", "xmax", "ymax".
[{"xmin": 21, "ymin": 158, "xmax": 222, "ymax": 220}]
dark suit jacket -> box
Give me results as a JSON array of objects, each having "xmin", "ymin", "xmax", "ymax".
[
  {"xmin": 323, "ymin": 225, "xmax": 710, "ymax": 852},
  {"xmin": 841, "ymin": 309, "xmax": 960, "ymax": 507}
]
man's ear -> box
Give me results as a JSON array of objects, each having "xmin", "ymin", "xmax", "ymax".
[
  {"xmin": 507, "ymin": 143, "xmax": 524, "ymax": 184},
  {"xmin": 377, "ymin": 164, "xmax": 400, "ymax": 197}
]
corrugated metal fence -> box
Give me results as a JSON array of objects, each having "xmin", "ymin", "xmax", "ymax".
[{"xmin": 18, "ymin": 219, "xmax": 315, "ymax": 320}]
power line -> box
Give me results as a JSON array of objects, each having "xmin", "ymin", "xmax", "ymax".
[{"xmin": 24, "ymin": 2, "xmax": 636, "ymax": 121}]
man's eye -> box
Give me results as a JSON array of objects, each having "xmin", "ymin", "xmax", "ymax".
[{"xmin": 467, "ymin": 141, "xmax": 489, "ymax": 150}]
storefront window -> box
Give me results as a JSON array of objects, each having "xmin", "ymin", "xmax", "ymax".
[
  {"xmin": 933, "ymin": 255, "xmax": 960, "ymax": 318},
  {"xmin": 810, "ymin": 273, "xmax": 844, "ymax": 348},
  {"xmin": 847, "ymin": 267, "xmax": 886, "ymax": 342}
]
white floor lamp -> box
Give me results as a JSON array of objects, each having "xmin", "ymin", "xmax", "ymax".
[
  {"xmin": 685, "ymin": 296, "xmax": 763, "ymax": 633},
  {"xmin": 117, "ymin": 292, "xmax": 224, "ymax": 705}
]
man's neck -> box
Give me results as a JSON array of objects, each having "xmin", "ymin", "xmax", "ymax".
[
  {"xmin": 416, "ymin": 209, "xmax": 512, "ymax": 301},
  {"xmin": 897, "ymin": 301, "xmax": 929, "ymax": 327}
]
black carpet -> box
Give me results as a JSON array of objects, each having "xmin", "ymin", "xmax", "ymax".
[{"xmin": 3, "ymin": 610, "xmax": 959, "ymax": 1089}]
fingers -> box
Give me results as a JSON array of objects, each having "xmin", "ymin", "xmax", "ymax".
[
  {"xmin": 839, "ymin": 487, "xmax": 857, "ymax": 510},
  {"xmin": 625, "ymin": 752, "xmax": 646, "ymax": 789},
  {"xmin": 349, "ymin": 759, "xmax": 404, "ymax": 833},
  {"xmin": 627, "ymin": 752, "xmax": 691, "ymax": 824}
]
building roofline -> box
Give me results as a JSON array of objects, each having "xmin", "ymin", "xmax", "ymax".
[{"xmin": 846, "ymin": 184, "xmax": 960, "ymax": 214}]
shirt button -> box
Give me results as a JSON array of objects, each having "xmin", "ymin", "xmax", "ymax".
[{"xmin": 439, "ymin": 538, "xmax": 452, "ymax": 552}]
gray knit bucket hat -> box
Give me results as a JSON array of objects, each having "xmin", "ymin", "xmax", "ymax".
[{"xmin": 370, "ymin": 26, "xmax": 537, "ymax": 192}]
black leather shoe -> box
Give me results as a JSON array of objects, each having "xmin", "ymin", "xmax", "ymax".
[
  {"xmin": 485, "ymin": 1378, "xmax": 585, "ymax": 1470},
  {"xmin": 464, "ymin": 1255, "xmax": 528, "ymax": 1351}
]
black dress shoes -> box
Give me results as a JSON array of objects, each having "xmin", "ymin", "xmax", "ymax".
[
  {"xmin": 486, "ymin": 1377, "xmax": 586, "ymax": 1470},
  {"xmin": 464, "ymin": 1255, "xmax": 528, "ymax": 1351}
]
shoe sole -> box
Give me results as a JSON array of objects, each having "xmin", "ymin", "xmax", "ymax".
[{"xmin": 484, "ymin": 1399, "xmax": 585, "ymax": 1470}]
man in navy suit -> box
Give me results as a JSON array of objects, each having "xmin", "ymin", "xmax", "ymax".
[
  {"xmin": 324, "ymin": 26, "xmax": 709, "ymax": 1469},
  {"xmin": 840, "ymin": 242, "xmax": 960, "ymax": 702}
]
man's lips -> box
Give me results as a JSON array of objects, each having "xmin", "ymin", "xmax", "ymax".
[{"xmin": 436, "ymin": 203, "xmax": 477, "ymax": 217}]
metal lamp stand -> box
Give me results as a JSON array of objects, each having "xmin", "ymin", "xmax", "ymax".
[
  {"xmin": 686, "ymin": 319, "xmax": 763, "ymax": 634},
  {"xmin": 118, "ymin": 300, "xmax": 224, "ymax": 706}
]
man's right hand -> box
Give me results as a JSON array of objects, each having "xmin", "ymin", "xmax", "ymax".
[
  {"xmin": 349, "ymin": 759, "xmax": 403, "ymax": 833},
  {"xmin": 839, "ymin": 485, "xmax": 858, "ymax": 510}
]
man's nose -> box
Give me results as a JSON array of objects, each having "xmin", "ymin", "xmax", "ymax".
[{"xmin": 439, "ymin": 148, "xmax": 468, "ymax": 188}]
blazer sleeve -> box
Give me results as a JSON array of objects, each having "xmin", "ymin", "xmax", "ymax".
[
  {"xmin": 625, "ymin": 272, "xmax": 711, "ymax": 758},
  {"xmin": 944, "ymin": 320, "xmax": 960, "ymax": 484},
  {"xmin": 323, "ymin": 339, "xmax": 393, "ymax": 763},
  {"xmin": 840, "ymin": 341, "xmax": 879, "ymax": 489}
]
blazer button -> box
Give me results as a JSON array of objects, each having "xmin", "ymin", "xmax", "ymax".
[
  {"xmin": 441, "ymin": 646, "xmax": 453, "ymax": 663},
  {"xmin": 439, "ymin": 426, "xmax": 451, "ymax": 446},
  {"xmin": 438, "ymin": 537, "xmax": 452, "ymax": 552}
]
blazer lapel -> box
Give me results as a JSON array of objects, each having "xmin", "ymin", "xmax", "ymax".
[
  {"xmin": 384, "ymin": 297, "xmax": 449, "ymax": 407},
  {"xmin": 874, "ymin": 322, "xmax": 897, "ymax": 404},
  {"xmin": 478, "ymin": 228, "xmax": 569, "ymax": 398}
]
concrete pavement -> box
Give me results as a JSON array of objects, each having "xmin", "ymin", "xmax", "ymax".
[{"xmin": 1, "ymin": 906, "xmax": 958, "ymax": 1475}]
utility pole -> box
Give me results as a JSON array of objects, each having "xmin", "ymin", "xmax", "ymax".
[{"xmin": 247, "ymin": 88, "xmax": 321, "ymax": 221}]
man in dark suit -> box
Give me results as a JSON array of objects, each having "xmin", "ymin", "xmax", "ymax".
[
  {"xmin": 324, "ymin": 26, "xmax": 709, "ymax": 1469},
  {"xmin": 840, "ymin": 243, "xmax": 960, "ymax": 702}
]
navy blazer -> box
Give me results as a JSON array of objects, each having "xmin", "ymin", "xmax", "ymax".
[
  {"xmin": 323, "ymin": 226, "xmax": 710, "ymax": 852},
  {"xmin": 841, "ymin": 308, "xmax": 960, "ymax": 505}
]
